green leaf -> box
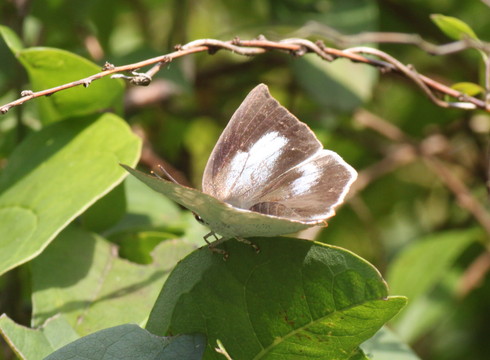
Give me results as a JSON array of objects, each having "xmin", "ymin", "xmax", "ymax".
[
  {"xmin": 45, "ymin": 324, "xmax": 206, "ymax": 360},
  {"xmin": 80, "ymin": 182, "xmax": 127, "ymax": 232},
  {"xmin": 0, "ymin": 113, "xmax": 141, "ymax": 276},
  {"xmin": 0, "ymin": 25, "xmax": 24, "ymax": 54},
  {"xmin": 183, "ymin": 116, "xmax": 222, "ymax": 186},
  {"xmin": 391, "ymin": 268, "xmax": 461, "ymax": 342},
  {"xmin": 106, "ymin": 174, "xmax": 183, "ymax": 236},
  {"xmin": 361, "ymin": 327, "xmax": 421, "ymax": 360},
  {"xmin": 292, "ymin": 57, "xmax": 377, "ymax": 113},
  {"xmin": 430, "ymin": 14, "xmax": 479, "ymax": 40},
  {"xmin": 31, "ymin": 225, "xmax": 195, "ymax": 333},
  {"xmin": 17, "ymin": 47, "xmax": 124, "ymax": 124},
  {"xmin": 114, "ymin": 231, "xmax": 181, "ymax": 264},
  {"xmin": 451, "ymin": 82, "xmax": 484, "ymax": 96},
  {"xmin": 386, "ymin": 228, "xmax": 480, "ymax": 304},
  {"xmin": 146, "ymin": 238, "xmax": 407, "ymax": 360},
  {"xmin": 0, "ymin": 314, "xmax": 78, "ymax": 360}
]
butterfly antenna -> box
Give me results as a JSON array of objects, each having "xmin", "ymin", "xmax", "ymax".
[{"xmin": 151, "ymin": 164, "xmax": 180, "ymax": 184}]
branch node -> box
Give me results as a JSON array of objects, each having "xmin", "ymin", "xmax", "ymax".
[
  {"xmin": 174, "ymin": 44, "xmax": 183, "ymax": 51},
  {"xmin": 20, "ymin": 90, "xmax": 34, "ymax": 97},
  {"xmin": 232, "ymin": 36, "xmax": 241, "ymax": 46},
  {"xmin": 102, "ymin": 62, "xmax": 115, "ymax": 71},
  {"xmin": 0, "ymin": 106, "xmax": 9, "ymax": 114},
  {"xmin": 112, "ymin": 71, "xmax": 152, "ymax": 86},
  {"xmin": 292, "ymin": 45, "xmax": 308, "ymax": 57},
  {"xmin": 83, "ymin": 80, "xmax": 92, "ymax": 88},
  {"xmin": 207, "ymin": 46, "xmax": 220, "ymax": 55},
  {"xmin": 379, "ymin": 66, "xmax": 393, "ymax": 74},
  {"xmin": 315, "ymin": 40, "xmax": 338, "ymax": 59},
  {"xmin": 130, "ymin": 72, "xmax": 152, "ymax": 86}
]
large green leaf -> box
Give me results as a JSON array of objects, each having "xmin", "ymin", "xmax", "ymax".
[
  {"xmin": 31, "ymin": 226, "xmax": 195, "ymax": 333},
  {"xmin": 386, "ymin": 228, "xmax": 480, "ymax": 304},
  {"xmin": 106, "ymin": 174, "xmax": 182, "ymax": 237},
  {"xmin": 147, "ymin": 237, "xmax": 406, "ymax": 359},
  {"xmin": 390, "ymin": 269, "xmax": 460, "ymax": 343},
  {"xmin": 0, "ymin": 314, "xmax": 78, "ymax": 360},
  {"xmin": 386, "ymin": 228, "xmax": 481, "ymax": 340},
  {"xmin": 0, "ymin": 113, "xmax": 141, "ymax": 276},
  {"xmin": 292, "ymin": 57, "xmax": 377, "ymax": 113},
  {"xmin": 16, "ymin": 47, "xmax": 124, "ymax": 124},
  {"xmin": 80, "ymin": 182, "xmax": 127, "ymax": 233},
  {"xmin": 45, "ymin": 324, "xmax": 206, "ymax": 360}
]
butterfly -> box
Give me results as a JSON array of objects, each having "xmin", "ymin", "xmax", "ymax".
[{"xmin": 122, "ymin": 84, "xmax": 357, "ymax": 252}]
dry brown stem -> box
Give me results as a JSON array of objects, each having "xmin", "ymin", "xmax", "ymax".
[{"xmin": 1, "ymin": 36, "xmax": 488, "ymax": 114}]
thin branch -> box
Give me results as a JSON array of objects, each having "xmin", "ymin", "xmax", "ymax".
[
  {"xmin": 344, "ymin": 46, "xmax": 479, "ymax": 109},
  {"xmin": 354, "ymin": 109, "xmax": 490, "ymax": 238},
  {"xmin": 485, "ymin": 55, "xmax": 490, "ymax": 106},
  {"xmin": 1, "ymin": 36, "xmax": 488, "ymax": 114},
  {"xmin": 458, "ymin": 250, "xmax": 490, "ymax": 298},
  {"xmin": 294, "ymin": 22, "xmax": 490, "ymax": 55},
  {"xmin": 424, "ymin": 156, "xmax": 490, "ymax": 236}
]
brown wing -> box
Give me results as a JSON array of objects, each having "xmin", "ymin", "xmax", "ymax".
[
  {"xmin": 247, "ymin": 149, "xmax": 357, "ymax": 222},
  {"xmin": 203, "ymin": 84, "xmax": 321, "ymax": 205},
  {"xmin": 202, "ymin": 84, "xmax": 357, "ymax": 222}
]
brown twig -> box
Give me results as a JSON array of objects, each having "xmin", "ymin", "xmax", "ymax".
[
  {"xmin": 423, "ymin": 156, "xmax": 490, "ymax": 236},
  {"xmin": 458, "ymin": 249, "xmax": 490, "ymax": 297},
  {"xmin": 1, "ymin": 36, "xmax": 488, "ymax": 114},
  {"xmin": 353, "ymin": 109, "xmax": 490, "ymax": 238},
  {"xmin": 294, "ymin": 22, "xmax": 490, "ymax": 55}
]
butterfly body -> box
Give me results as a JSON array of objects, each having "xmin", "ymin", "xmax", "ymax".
[{"xmin": 123, "ymin": 84, "xmax": 357, "ymax": 242}]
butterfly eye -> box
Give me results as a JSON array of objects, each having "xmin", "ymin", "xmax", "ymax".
[{"xmin": 193, "ymin": 213, "xmax": 206, "ymax": 225}]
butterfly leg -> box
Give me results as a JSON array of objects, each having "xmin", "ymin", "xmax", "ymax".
[
  {"xmin": 204, "ymin": 232, "xmax": 229, "ymax": 260},
  {"xmin": 236, "ymin": 237, "xmax": 260, "ymax": 253}
]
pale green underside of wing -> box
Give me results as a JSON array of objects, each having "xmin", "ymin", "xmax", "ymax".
[{"xmin": 122, "ymin": 166, "xmax": 314, "ymax": 239}]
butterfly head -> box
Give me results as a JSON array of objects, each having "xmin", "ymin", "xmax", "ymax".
[{"xmin": 193, "ymin": 212, "xmax": 207, "ymax": 225}]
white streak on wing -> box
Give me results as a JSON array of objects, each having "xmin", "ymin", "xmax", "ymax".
[
  {"xmin": 225, "ymin": 151, "xmax": 248, "ymax": 189},
  {"xmin": 225, "ymin": 131, "xmax": 288, "ymax": 193},
  {"xmin": 291, "ymin": 162, "xmax": 320, "ymax": 195}
]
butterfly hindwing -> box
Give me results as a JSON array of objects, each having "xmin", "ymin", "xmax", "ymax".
[{"xmin": 246, "ymin": 149, "xmax": 357, "ymax": 222}]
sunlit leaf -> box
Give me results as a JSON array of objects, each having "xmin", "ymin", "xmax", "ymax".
[
  {"xmin": 430, "ymin": 14, "xmax": 479, "ymax": 40},
  {"xmin": 31, "ymin": 226, "xmax": 195, "ymax": 333},
  {"xmin": 451, "ymin": 82, "xmax": 484, "ymax": 96},
  {"xmin": 17, "ymin": 48, "xmax": 124, "ymax": 124},
  {"xmin": 0, "ymin": 314, "xmax": 77, "ymax": 360},
  {"xmin": 0, "ymin": 113, "xmax": 141, "ymax": 276},
  {"xmin": 147, "ymin": 238, "xmax": 406, "ymax": 359},
  {"xmin": 0, "ymin": 25, "xmax": 24, "ymax": 54},
  {"xmin": 386, "ymin": 228, "xmax": 480, "ymax": 303}
]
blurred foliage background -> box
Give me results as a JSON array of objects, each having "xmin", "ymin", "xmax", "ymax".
[{"xmin": 1, "ymin": 0, "xmax": 490, "ymax": 359}]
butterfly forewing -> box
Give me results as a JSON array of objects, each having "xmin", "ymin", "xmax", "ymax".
[{"xmin": 202, "ymin": 84, "xmax": 324, "ymax": 211}]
